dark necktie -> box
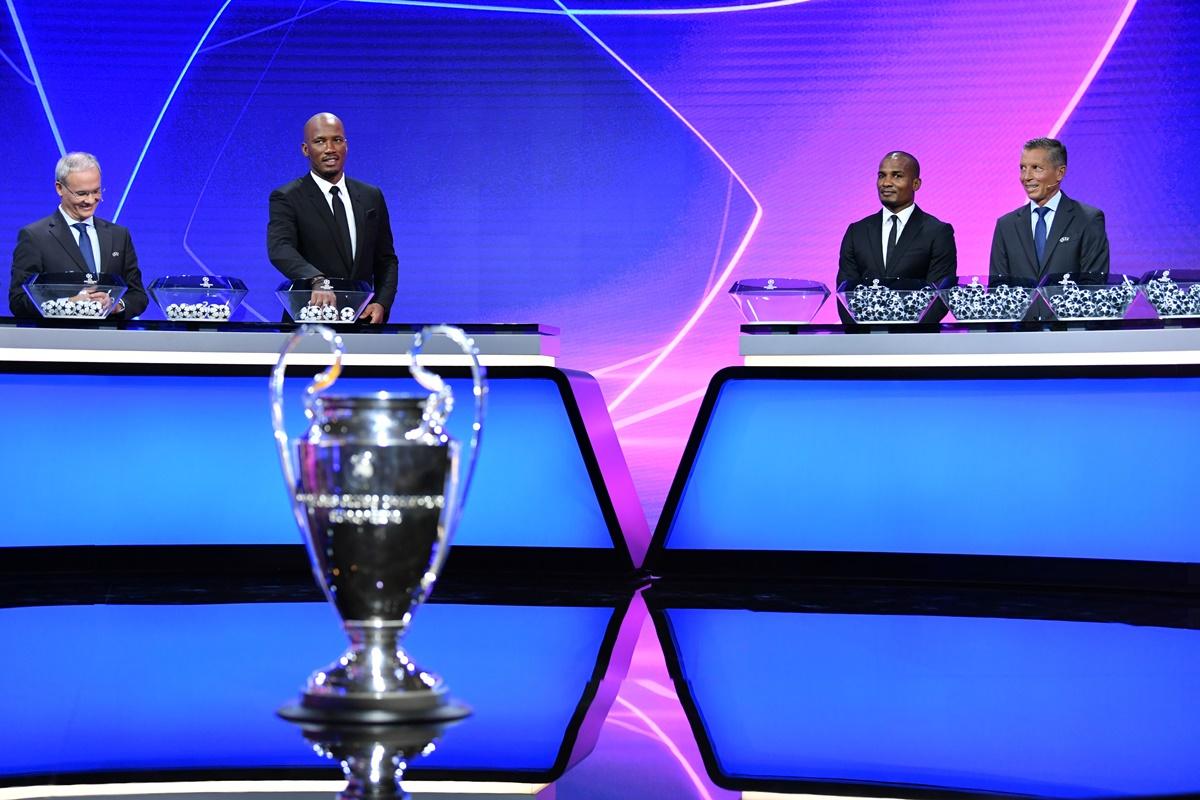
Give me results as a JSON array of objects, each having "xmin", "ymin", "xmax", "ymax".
[
  {"xmin": 330, "ymin": 186, "xmax": 353, "ymax": 269},
  {"xmin": 73, "ymin": 222, "xmax": 98, "ymax": 273},
  {"xmin": 884, "ymin": 214, "xmax": 899, "ymax": 270},
  {"xmin": 1034, "ymin": 206, "xmax": 1051, "ymax": 264}
]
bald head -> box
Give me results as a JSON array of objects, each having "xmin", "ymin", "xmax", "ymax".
[
  {"xmin": 881, "ymin": 151, "xmax": 920, "ymax": 178},
  {"xmin": 302, "ymin": 113, "xmax": 348, "ymax": 182},
  {"xmin": 876, "ymin": 151, "xmax": 922, "ymax": 212}
]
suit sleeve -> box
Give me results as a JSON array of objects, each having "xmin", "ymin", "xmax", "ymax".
[
  {"xmin": 268, "ymin": 188, "xmax": 323, "ymax": 280},
  {"xmin": 928, "ymin": 221, "xmax": 957, "ymax": 285},
  {"xmin": 113, "ymin": 229, "xmax": 148, "ymax": 319},
  {"xmin": 836, "ymin": 224, "xmax": 860, "ymax": 289},
  {"xmin": 1078, "ymin": 208, "xmax": 1110, "ymax": 279},
  {"xmin": 9, "ymin": 226, "xmax": 41, "ymax": 318},
  {"xmin": 370, "ymin": 191, "xmax": 399, "ymax": 319},
  {"xmin": 988, "ymin": 219, "xmax": 1009, "ymax": 282}
]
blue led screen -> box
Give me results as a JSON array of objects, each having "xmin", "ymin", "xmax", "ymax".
[
  {"xmin": 666, "ymin": 375, "xmax": 1200, "ymax": 562},
  {"xmin": 0, "ymin": 373, "xmax": 612, "ymax": 548},
  {"xmin": 0, "ymin": 601, "xmax": 616, "ymax": 777},
  {"xmin": 664, "ymin": 607, "xmax": 1200, "ymax": 796}
]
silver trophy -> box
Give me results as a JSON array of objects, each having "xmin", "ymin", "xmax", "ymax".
[{"xmin": 271, "ymin": 324, "xmax": 485, "ymax": 722}]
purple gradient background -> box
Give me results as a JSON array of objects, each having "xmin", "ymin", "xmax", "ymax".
[{"xmin": 3, "ymin": 0, "xmax": 1197, "ymax": 530}]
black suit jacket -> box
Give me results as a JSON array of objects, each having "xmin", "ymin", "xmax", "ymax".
[
  {"xmin": 836, "ymin": 205, "xmax": 956, "ymax": 323},
  {"xmin": 837, "ymin": 205, "xmax": 957, "ymax": 287},
  {"xmin": 267, "ymin": 174, "xmax": 399, "ymax": 318},
  {"xmin": 8, "ymin": 211, "xmax": 148, "ymax": 319},
  {"xmin": 988, "ymin": 193, "xmax": 1110, "ymax": 284}
]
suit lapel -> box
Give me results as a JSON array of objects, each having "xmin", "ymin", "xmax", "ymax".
[
  {"xmin": 1012, "ymin": 205, "xmax": 1039, "ymax": 274},
  {"xmin": 347, "ymin": 179, "xmax": 368, "ymax": 274},
  {"xmin": 49, "ymin": 214, "xmax": 89, "ymax": 271},
  {"xmin": 301, "ymin": 174, "xmax": 353, "ymax": 273},
  {"xmin": 888, "ymin": 206, "xmax": 924, "ymax": 274},
  {"xmin": 866, "ymin": 213, "xmax": 885, "ymax": 277},
  {"xmin": 1040, "ymin": 195, "xmax": 1075, "ymax": 269},
  {"xmin": 94, "ymin": 220, "xmax": 114, "ymax": 274}
]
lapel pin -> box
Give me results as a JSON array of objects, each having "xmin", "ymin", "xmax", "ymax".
[
  {"xmin": 112, "ymin": 251, "xmax": 120, "ymax": 257},
  {"xmin": 1058, "ymin": 237, "xmax": 1069, "ymax": 243}
]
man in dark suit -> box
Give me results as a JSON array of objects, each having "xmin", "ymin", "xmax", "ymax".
[
  {"xmin": 988, "ymin": 137, "xmax": 1109, "ymax": 284},
  {"xmin": 8, "ymin": 152, "xmax": 148, "ymax": 319},
  {"xmin": 268, "ymin": 113, "xmax": 398, "ymax": 323},
  {"xmin": 836, "ymin": 151, "xmax": 957, "ymax": 322}
]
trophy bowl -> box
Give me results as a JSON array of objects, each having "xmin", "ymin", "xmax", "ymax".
[
  {"xmin": 149, "ymin": 275, "xmax": 248, "ymax": 321},
  {"xmin": 729, "ymin": 278, "xmax": 830, "ymax": 323},
  {"xmin": 1038, "ymin": 272, "xmax": 1137, "ymax": 321},
  {"xmin": 23, "ymin": 272, "xmax": 128, "ymax": 319},
  {"xmin": 1140, "ymin": 269, "xmax": 1200, "ymax": 319},
  {"xmin": 940, "ymin": 276, "xmax": 1038, "ymax": 322},
  {"xmin": 275, "ymin": 277, "xmax": 374, "ymax": 324},
  {"xmin": 272, "ymin": 325, "xmax": 486, "ymax": 723},
  {"xmin": 837, "ymin": 277, "xmax": 938, "ymax": 324}
]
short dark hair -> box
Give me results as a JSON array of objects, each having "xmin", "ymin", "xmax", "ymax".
[
  {"xmin": 1023, "ymin": 137, "xmax": 1067, "ymax": 167},
  {"xmin": 881, "ymin": 151, "xmax": 920, "ymax": 178}
]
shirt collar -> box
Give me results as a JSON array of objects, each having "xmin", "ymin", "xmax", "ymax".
[
  {"xmin": 310, "ymin": 171, "xmax": 348, "ymax": 196},
  {"xmin": 881, "ymin": 204, "xmax": 917, "ymax": 225},
  {"xmin": 59, "ymin": 207, "xmax": 94, "ymax": 227},
  {"xmin": 1030, "ymin": 191, "xmax": 1062, "ymax": 215}
]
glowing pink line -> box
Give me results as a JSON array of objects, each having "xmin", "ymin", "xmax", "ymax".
[
  {"xmin": 616, "ymin": 696, "xmax": 715, "ymax": 800},
  {"xmin": 606, "ymin": 717, "xmax": 664, "ymax": 741},
  {"xmin": 614, "ymin": 387, "xmax": 707, "ymax": 430},
  {"xmin": 1048, "ymin": 0, "xmax": 1139, "ymax": 137},
  {"xmin": 551, "ymin": 0, "xmax": 763, "ymax": 413},
  {"xmin": 590, "ymin": 346, "xmax": 665, "ymax": 377}
]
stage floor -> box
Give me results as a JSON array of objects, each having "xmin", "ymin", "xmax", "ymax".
[{"xmin": 4, "ymin": 559, "xmax": 1200, "ymax": 800}]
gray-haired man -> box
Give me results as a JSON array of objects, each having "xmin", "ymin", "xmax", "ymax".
[{"xmin": 8, "ymin": 152, "xmax": 148, "ymax": 319}]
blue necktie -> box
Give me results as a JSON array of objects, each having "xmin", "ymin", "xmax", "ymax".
[
  {"xmin": 73, "ymin": 222, "xmax": 98, "ymax": 274},
  {"xmin": 1034, "ymin": 206, "xmax": 1051, "ymax": 265}
]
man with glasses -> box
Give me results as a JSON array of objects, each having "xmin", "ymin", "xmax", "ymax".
[{"xmin": 8, "ymin": 152, "xmax": 148, "ymax": 319}]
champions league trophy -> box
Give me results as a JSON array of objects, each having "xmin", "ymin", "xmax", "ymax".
[{"xmin": 271, "ymin": 324, "xmax": 485, "ymax": 722}]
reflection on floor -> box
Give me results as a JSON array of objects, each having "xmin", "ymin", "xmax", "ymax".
[{"xmin": 5, "ymin": 564, "xmax": 1200, "ymax": 799}]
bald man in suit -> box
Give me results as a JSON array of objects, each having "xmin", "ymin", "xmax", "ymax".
[
  {"xmin": 268, "ymin": 113, "xmax": 398, "ymax": 323},
  {"xmin": 837, "ymin": 151, "xmax": 957, "ymax": 322}
]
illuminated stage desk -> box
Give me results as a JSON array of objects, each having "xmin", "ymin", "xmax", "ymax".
[
  {"xmin": 650, "ymin": 321, "xmax": 1200, "ymax": 587},
  {"xmin": 0, "ymin": 322, "xmax": 647, "ymax": 572}
]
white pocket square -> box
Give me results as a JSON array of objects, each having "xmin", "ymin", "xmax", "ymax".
[{"xmin": 1058, "ymin": 236, "xmax": 1070, "ymax": 243}]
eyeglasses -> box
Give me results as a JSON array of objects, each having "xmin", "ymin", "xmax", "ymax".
[{"xmin": 60, "ymin": 185, "xmax": 103, "ymax": 199}]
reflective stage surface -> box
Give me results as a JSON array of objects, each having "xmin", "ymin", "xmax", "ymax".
[{"xmin": 4, "ymin": 564, "xmax": 1200, "ymax": 800}]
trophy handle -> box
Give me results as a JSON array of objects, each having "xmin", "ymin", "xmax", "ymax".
[
  {"xmin": 270, "ymin": 323, "xmax": 345, "ymax": 500},
  {"xmin": 409, "ymin": 325, "xmax": 487, "ymax": 528}
]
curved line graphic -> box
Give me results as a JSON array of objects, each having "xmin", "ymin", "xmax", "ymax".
[
  {"xmin": 5, "ymin": 0, "xmax": 65, "ymax": 153},
  {"xmin": 0, "ymin": 46, "xmax": 34, "ymax": 84},
  {"xmin": 616, "ymin": 696, "xmax": 715, "ymax": 800},
  {"xmin": 200, "ymin": 2, "xmax": 340, "ymax": 54},
  {"xmin": 613, "ymin": 387, "xmax": 706, "ymax": 430},
  {"xmin": 350, "ymin": 0, "xmax": 811, "ymax": 16},
  {"xmin": 114, "ymin": 0, "xmax": 235, "ymax": 221},
  {"xmin": 549, "ymin": 0, "xmax": 762, "ymax": 412},
  {"xmin": 1048, "ymin": 0, "xmax": 1139, "ymax": 138}
]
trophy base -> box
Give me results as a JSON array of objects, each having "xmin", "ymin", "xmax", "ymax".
[{"xmin": 278, "ymin": 698, "xmax": 472, "ymax": 725}]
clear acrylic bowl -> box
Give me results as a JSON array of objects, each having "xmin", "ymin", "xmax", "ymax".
[
  {"xmin": 23, "ymin": 272, "xmax": 128, "ymax": 319},
  {"xmin": 1037, "ymin": 273, "xmax": 1137, "ymax": 321},
  {"xmin": 1139, "ymin": 269, "xmax": 1200, "ymax": 319},
  {"xmin": 729, "ymin": 278, "xmax": 830, "ymax": 323},
  {"xmin": 150, "ymin": 275, "xmax": 248, "ymax": 322},
  {"xmin": 837, "ymin": 277, "xmax": 938, "ymax": 324},
  {"xmin": 939, "ymin": 276, "xmax": 1038, "ymax": 322},
  {"xmin": 275, "ymin": 278, "xmax": 374, "ymax": 324}
]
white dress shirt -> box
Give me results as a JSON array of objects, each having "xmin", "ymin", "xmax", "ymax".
[
  {"xmin": 1029, "ymin": 190, "xmax": 1062, "ymax": 238},
  {"xmin": 880, "ymin": 204, "xmax": 916, "ymax": 266},
  {"xmin": 309, "ymin": 171, "xmax": 357, "ymax": 261},
  {"xmin": 59, "ymin": 207, "xmax": 101, "ymax": 271}
]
